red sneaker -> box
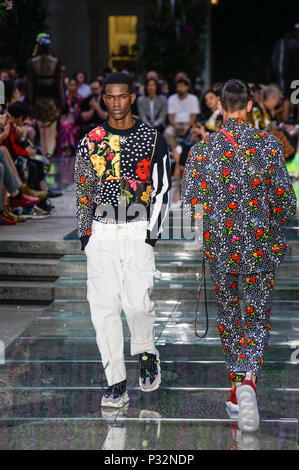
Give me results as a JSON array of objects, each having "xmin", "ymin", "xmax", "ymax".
[
  {"xmin": 0, "ymin": 214, "xmax": 17, "ymax": 225},
  {"xmin": 226, "ymin": 386, "xmax": 239, "ymax": 418},
  {"xmin": 236, "ymin": 372, "xmax": 259, "ymax": 432},
  {"xmin": 10, "ymin": 193, "xmax": 40, "ymax": 209}
]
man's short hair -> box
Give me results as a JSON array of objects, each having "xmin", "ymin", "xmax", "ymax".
[
  {"xmin": 176, "ymin": 77, "xmax": 191, "ymax": 87},
  {"xmin": 103, "ymin": 72, "xmax": 133, "ymax": 94},
  {"xmin": 7, "ymin": 101, "xmax": 29, "ymax": 119},
  {"xmin": 220, "ymin": 79, "xmax": 251, "ymax": 112},
  {"xmin": 90, "ymin": 78, "xmax": 104, "ymax": 87}
]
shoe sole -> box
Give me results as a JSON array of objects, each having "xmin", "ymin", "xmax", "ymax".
[
  {"xmin": 101, "ymin": 391, "xmax": 130, "ymax": 408},
  {"xmin": 139, "ymin": 350, "xmax": 161, "ymax": 393},
  {"xmin": 236, "ymin": 385, "xmax": 259, "ymax": 432}
]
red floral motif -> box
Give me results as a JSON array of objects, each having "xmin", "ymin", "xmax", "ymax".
[
  {"xmin": 136, "ymin": 158, "xmax": 151, "ymax": 181},
  {"xmin": 88, "ymin": 127, "xmax": 106, "ymax": 142},
  {"xmin": 80, "ymin": 176, "xmax": 85, "ymax": 184},
  {"xmin": 86, "ymin": 228, "xmax": 91, "ymax": 236},
  {"xmin": 275, "ymin": 188, "xmax": 285, "ymax": 196}
]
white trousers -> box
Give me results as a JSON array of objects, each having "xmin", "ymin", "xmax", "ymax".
[{"xmin": 85, "ymin": 219, "xmax": 157, "ymax": 386}]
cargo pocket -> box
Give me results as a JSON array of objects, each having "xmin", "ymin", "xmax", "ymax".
[
  {"xmin": 85, "ymin": 232, "xmax": 104, "ymax": 277},
  {"xmin": 134, "ymin": 240, "xmax": 156, "ymax": 290}
]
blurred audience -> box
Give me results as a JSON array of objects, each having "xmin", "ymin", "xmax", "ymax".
[
  {"xmin": 137, "ymin": 78, "xmax": 167, "ymax": 133},
  {"xmin": 1, "ymin": 50, "xmax": 299, "ymax": 227},
  {"xmin": 164, "ymin": 77, "xmax": 200, "ymax": 150}
]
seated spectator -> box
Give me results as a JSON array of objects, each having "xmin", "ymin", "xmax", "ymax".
[
  {"xmin": 200, "ymin": 89, "xmax": 222, "ymax": 132},
  {"xmin": 263, "ymin": 84, "xmax": 282, "ymax": 128},
  {"xmin": 164, "ymin": 77, "xmax": 200, "ymax": 150},
  {"xmin": 57, "ymin": 78, "xmax": 82, "ymax": 155},
  {"xmin": 80, "ymin": 78, "xmax": 108, "ymax": 137},
  {"xmin": 15, "ymin": 79, "xmax": 27, "ymax": 102},
  {"xmin": 3, "ymin": 102, "xmax": 51, "ymax": 212},
  {"xmin": 260, "ymin": 84, "xmax": 297, "ymax": 165},
  {"xmin": 247, "ymin": 83, "xmax": 266, "ymax": 129},
  {"xmin": 170, "ymin": 121, "xmax": 207, "ymax": 209},
  {"xmin": 137, "ymin": 78, "xmax": 167, "ymax": 133},
  {"xmin": 74, "ymin": 71, "xmax": 91, "ymax": 99}
]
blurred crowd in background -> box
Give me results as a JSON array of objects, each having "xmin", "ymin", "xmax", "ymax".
[{"xmin": 0, "ymin": 31, "xmax": 299, "ymax": 226}]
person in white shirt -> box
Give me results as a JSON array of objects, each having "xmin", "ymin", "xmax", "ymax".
[{"xmin": 164, "ymin": 77, "xmax": 200, "ymax": 150}]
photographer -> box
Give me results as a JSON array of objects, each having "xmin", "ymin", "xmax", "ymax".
[{"xmin": 79, "ymin": 78, "xmax": 108, "ymax": 137}]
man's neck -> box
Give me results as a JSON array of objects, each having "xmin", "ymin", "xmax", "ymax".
[
  {"xmin": 108, "ymin": 115, "xmax": 135, "ymax": 130},
  {"xmin": 222, "ymin": 110, "xmax": 247, "ymax": 121}
]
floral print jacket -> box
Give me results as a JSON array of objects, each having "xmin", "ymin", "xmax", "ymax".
[
  {"xmin": 181, "ymin": 117, "xmax": 297, "ymax": 274},
  {"xmin": 74, "ymin": 119, "xmax": 171, "ymax": 250}
]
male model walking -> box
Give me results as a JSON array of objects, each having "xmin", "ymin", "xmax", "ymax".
[
  {"xmin": 74, "ymin": 73, "xmax": 171, "ymax": 407},
  {"xmin": 181, "ymin": 79, "xmax": 297, "ymax": 432}
]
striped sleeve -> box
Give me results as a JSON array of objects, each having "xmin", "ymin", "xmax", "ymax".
[{"xmin": 145, "ymin": 133, "xmax": 172, "ymax": 246}]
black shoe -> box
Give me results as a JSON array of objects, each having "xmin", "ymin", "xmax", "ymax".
[
  {"xmin": 101, "ymin": 380, "xmax": 129, "ymax": 408},
  {"xmin": 37, "ymin": 197, "xmax": 52, "ymax": 213},
  {"xmin": 47, "ymin": 190, "xmax": 63, "ymax": 198}
]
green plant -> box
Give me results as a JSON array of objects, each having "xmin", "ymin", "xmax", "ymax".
[{"xmin": 141, "ymin": 0, "xmax": 207, "ymax": 83}]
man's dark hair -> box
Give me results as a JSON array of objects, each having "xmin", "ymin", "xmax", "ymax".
[
  {"xmin": 90, "ymin": 78, "xmax": 104, "ymax": 87},
  {"xmin": 176, "ymin": 77, "xmax": 191, "ymax": 87},
  {"xmin": 220, "ymin": 79, "xmax": 251, "ymax": 111},
  {"xmin": 7, "ymin": 101, "xmax": 29, "ymax": 119},
  {"xmin": 73, "ymin": 70, "xmax": 88, "ymax": 82},
  {"xmin": 103, "ymin": 72, "xmax": 133, "ymax": 94}
]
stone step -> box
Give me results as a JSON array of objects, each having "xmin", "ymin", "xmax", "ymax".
[
  {"xmin": 59, "ymin": 254, "xmax": 299, "ymax": 279},
  {"xmin": 53, "ymin": 277, "xmax": 299, "ymax": 301},
  {"xmin": 0, "ymin": 280, "xmax": 54, "ymax": 304},
  {"xmin": 1, "ymin": 236, "xmax": 299, "ymax": 256},
  {"xmin": 0, "ymin": 258, "xmax": 60, "ymax": 281},
  {"xmin": 0, "ymin": 240, "xmax": 80, "ymax": 258}
]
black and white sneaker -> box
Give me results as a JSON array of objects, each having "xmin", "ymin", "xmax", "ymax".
[
  {"xmin": 139, "ymin": 350, "xmax": 161, "ymax": 392},
  {"xmin": 101, "ymin": 380, "xmax": 130, "ymax": 408}
]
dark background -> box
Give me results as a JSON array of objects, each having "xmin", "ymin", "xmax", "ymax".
[{"xmin": 211, "ymin": 0, "xmax": 299, "ymax": 84}]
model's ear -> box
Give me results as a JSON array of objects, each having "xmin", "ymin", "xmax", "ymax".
[
  {"xmin": 217, "ymin": 100, "xmax": 222, "ymax": 113},
  {"xmin": 247, "ymin": 100, "xmax": 253, "ymax": 113},
  {"xmin": 130, "ymin": 93, "xmax": 136, "ymax": 104}
]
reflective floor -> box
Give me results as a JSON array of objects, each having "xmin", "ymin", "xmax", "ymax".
[
  {"xmin": 0, "ymin": 162, "xmax": 298, "ymax": 450},
  {"xmin": 0, "ymin": 295, "xmax": 298, "ymax": 450}
]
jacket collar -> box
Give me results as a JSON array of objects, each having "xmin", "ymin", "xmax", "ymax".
[{"xmin": 220, "ymin": 117, "xmax": 248, "ymax": 132}]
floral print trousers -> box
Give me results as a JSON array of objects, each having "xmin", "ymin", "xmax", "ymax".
[{"xmin": 209, "ymin": 264, "xmax": 275, "ymax": 383}]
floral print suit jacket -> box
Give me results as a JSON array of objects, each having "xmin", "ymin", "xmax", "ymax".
[{"xmin": 181, "ymin": 117, "xmax": 297, "ymax": 274}]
